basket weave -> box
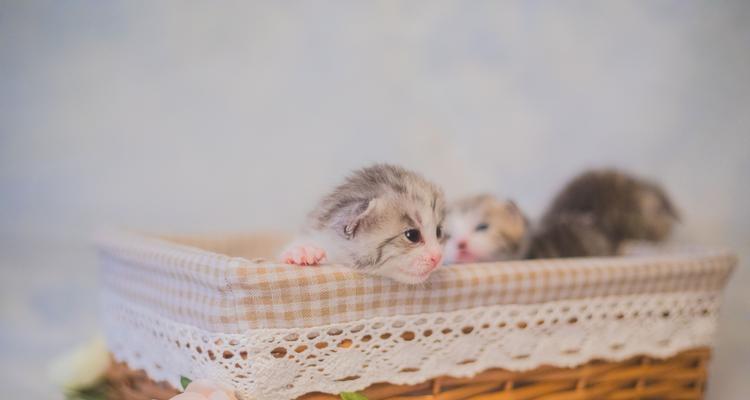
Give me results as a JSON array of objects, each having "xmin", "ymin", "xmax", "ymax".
[{"xmin": 106, "ymin": 347, "xmax": 710, "ymax": 400}]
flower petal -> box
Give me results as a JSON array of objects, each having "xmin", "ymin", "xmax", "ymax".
[
  {"xmin": 169, "ymin": 393, "xmax": 207, "ymax": 400},
  {"xmin": 186, "ymin": 379, "xmax": 223, "ymax": 396},
  {"xmin": 208, "ymin": 391, "xmax": 232, "ymax": 400},
  {"xmin": 47, "ymin": 335, "xmax": 110, "ymax": 391}
]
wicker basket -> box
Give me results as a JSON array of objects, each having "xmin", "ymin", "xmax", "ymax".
[{"xmin": 95, "ymin": 231, "xmax": 734, "ymax": 400}]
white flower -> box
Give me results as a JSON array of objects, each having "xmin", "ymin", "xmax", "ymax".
[
  {"xmin": 171, "ymin": 379, "xmax": 238, "ymax": 400},
  {"xmin": 47, "ymin": 335, "xmax": 111, "ymax": 391}
]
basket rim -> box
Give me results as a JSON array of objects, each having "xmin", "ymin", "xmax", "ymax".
[
  {"xmin": 95, "ymin": 228, "xmax": 737, "ymax": 271},
  {"xmin": 96, "ymin": 229, "xmax": 737, "ymax": 331}
]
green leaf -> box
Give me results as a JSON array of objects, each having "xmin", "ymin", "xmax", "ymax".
[
  {"xmin": 180, "ymin": 376, "xmax": 193, "ymax": 391},
  {"xmin": 340, "ymin": 392, "xmax": 369, "ymax": 400}
]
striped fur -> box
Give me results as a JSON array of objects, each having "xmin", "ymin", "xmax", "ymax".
[{"xmin": 288, "ymin": 164, "xmax": 446, "ymax": 284}]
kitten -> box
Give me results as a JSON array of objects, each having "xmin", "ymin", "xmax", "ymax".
[
  {"xmin": 280, "ymin": 164, "xmax": 446, "ymax": 284},
  {"xmin": 528, "ymin": 169, "xmax": 679, "ymax": 259},
  {"xmin": 525, "ymin": 214, "xmax": 613, "ymax": 259},
  {"xmin": 443, "ymin": 194, "xmax": 530, "ymax": 264}
]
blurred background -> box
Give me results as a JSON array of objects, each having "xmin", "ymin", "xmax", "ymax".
[{"xmin": 1, "ymin": 1, "xmax": 748, "ymax": 398}]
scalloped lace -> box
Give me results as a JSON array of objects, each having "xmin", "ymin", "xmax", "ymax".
[{"xmin": 103, "ymin": 289, "xmax": 719, "ymax": 400}]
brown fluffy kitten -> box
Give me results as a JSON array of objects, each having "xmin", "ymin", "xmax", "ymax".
[
  {"xmin": 280, "ymin": 164, "xmax": 446, "ymax": 284},
  {"xmin": 443, "ymin": 194, "xmax": 530, "ymax": 263},
  {"xmin": 525, "ymin": 214, "xmax": 614, "ymax": 258},
  {"xmin": 527, "ymin": 169, "xmax": 679, "ymax": 259}
]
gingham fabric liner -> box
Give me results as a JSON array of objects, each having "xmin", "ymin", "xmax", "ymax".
[{"xmin": 96, "ymin": 231, "xmax": 735, "ymax": 333}]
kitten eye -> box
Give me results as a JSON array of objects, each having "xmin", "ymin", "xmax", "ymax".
[
  {"xmin": 436, "ymin": 225, "xmax": 443, "ymax": 239},
  {"xmin": 404, "ymin": 229, "xmax": 422, "ymax": 243},
  {"xmin": 475, "ymin": 223, "xmax": 489, "ymax": 232}
]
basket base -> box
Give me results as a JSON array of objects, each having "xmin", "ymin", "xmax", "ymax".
[{"xmin": 106, "ymin": 347, "xmax": 710, "ymax": 400}]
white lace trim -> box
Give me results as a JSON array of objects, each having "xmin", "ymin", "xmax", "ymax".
[{"xmin": 103, "ymin": 289, "xmax": 720, "ymax": 400}]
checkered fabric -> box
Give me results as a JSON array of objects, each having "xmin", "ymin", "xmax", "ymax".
[{"xmin": 97, "ymin": 230, "xmax": 736, "ymax": 333}]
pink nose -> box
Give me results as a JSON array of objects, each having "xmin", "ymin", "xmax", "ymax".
[
  {"xmin": 427, "ymin": 252, "xmax": 443, "ymax": 268},
  {"xmin": 458, "ymin": 240, "xmax": 468, "ymax": 250}
]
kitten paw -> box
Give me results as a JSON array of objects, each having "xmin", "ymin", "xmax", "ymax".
[{"xmin": 281, "ymin": 245, "xmax": 327, "ymax": 266}]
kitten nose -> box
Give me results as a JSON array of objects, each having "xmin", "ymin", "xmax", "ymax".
[
  {"xmin": 428, "ymin": 252, "xmax": 443, "ymax": 268},
  {"xmin": 458, "ymin": 240, "xmax": 468, "ymax": 250}
]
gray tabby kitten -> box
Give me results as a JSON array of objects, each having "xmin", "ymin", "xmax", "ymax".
[
  {"xmin": 527, "ymin": 169, "xmax": 679, "ymax": 259},
  {"xmin": 280, "ymin": 164, "xmax": 446, "ymax": 284}
]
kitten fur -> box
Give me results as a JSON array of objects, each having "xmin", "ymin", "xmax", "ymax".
[
  {"xmin": 528, "ymin": 169, "xmax": 679, "ymax": 259},
  {"xmin": 444, "ymin": 194, "xmax": 530, "ymax": 264},
  {"xmin": 280, "ymin": 164, "xmax": 446, "ymax": 284},
  {"xmin": 525, "ymin": 214, "xmax": 613, "ymax": 259}
]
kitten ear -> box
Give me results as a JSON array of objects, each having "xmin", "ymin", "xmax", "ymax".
[
  {"xmin": 343, "ymin": 198, "xmax": 381, "ymax": 239},
  {"xmin": 503, "ymin": 199, "xmax": 528, "ymax": 222},
  {"xmin": 504, "ymin": 200, "xmax": 521, "ymax": 214},
  {"xmin": 659, "ymin": 192, "xmax": 681, "ymax": 221}
]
